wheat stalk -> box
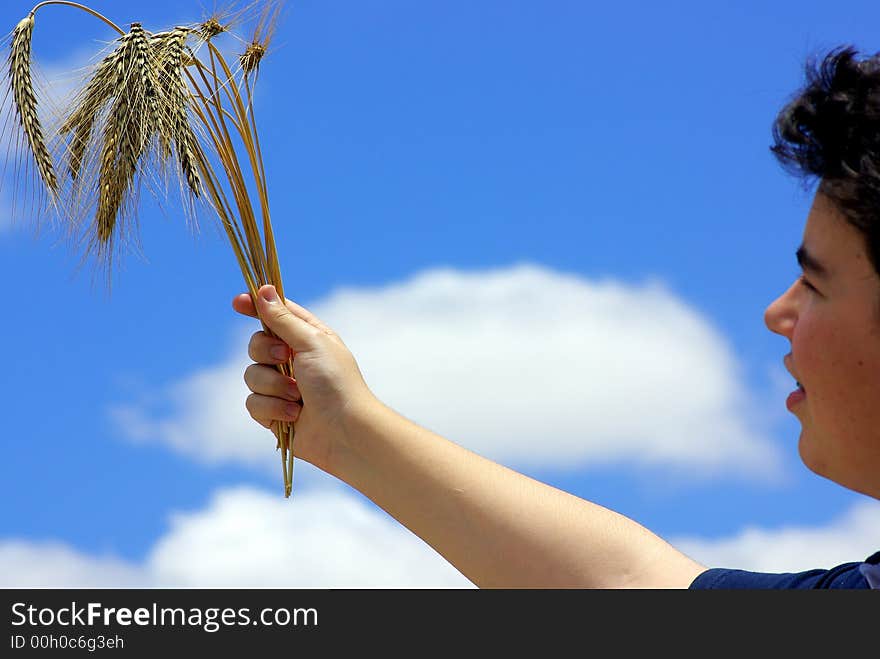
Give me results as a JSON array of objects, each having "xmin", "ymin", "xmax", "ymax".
[{"xmin": 3, "ymin": 0, "xmax": 297, "ymax": 497}]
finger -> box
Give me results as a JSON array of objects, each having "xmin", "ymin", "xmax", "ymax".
[
  {"xmin": 255, "ymin": 285, "xmax": 332, "ymax": 351},
  {"xmin": 278, "ymin": 297, "xmax": 335, "ymax": 334},
  {"xmin": 232, "ymin": 293, "xmax": 258, "ymax": 319},
  {"xmin": 248, "ymin": 331, "xmax": 291, "ymax": 364},
  {"xmin": 244, "ymin": 364, "xmax": 301, "ymax": 401},
  {"xmin": 235, "ymin": 290, "xmax": 334, "ymax": 335},
  {"xmin": 245, "ymin": 393, "xmax": 302, "ymax": 427}
]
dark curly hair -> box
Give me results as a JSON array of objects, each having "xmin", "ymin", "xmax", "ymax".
[{"xmin": 771, "ymin": 46, "xmax": 880, "ymax": 274}]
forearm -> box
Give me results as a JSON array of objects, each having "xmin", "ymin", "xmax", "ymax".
[{"xmin": 333, "ymin": 398, "xmax": 705, "ymax": 589}]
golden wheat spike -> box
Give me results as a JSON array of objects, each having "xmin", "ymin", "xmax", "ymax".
[
  {"xmin": 93, "ymin": 22, "xmax": 161, "ymax": 243},
  {"xmin": 8, "ymin": 14, "xmax": 57, "ymax": 194},
  {"xmin": 129, "ymin": 23, "xmax": 162, "ymax": 152},
  {"xmin": 62, "ymin": 46, "xmax": 121, "ymax": 180},
  {"xmin": 166, "ymin": 29, "xmax": 202, "ymax": 197}
]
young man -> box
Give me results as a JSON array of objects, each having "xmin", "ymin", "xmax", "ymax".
[{"xmin": 232, "ymin": 46, "xmax": 880, "ymax": 588}]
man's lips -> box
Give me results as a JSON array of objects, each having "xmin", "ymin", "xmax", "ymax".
[
  {"xmin": 783, "ymin": 354, "xmax": 805, "ymax": 391},
  {"xmin": 783, "ymin": 353, "xmax": 806, "ymax": 410}
]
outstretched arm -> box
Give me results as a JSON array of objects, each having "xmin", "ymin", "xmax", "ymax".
[{"xmin": 234, "ymin": 285, "xmax": 707, "ymax": 589}]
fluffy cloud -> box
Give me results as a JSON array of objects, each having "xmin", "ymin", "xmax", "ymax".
[
  {"xmin": 147, "ymin": 486, "xmax": 472, "ymax": 588},
  {"xmin": 110, "ymin": 264, "xmax": 783, "ymax": 480},
  {"xmin": 672, "ymin": 499, "xmax": 880, "ymax": 573},
  {"xmin": 0, "ymin": 486, "xmax": 473, "ymax": 588},
  {"xmin": 2, "ymin": 486, "xmax": 877, "ymax": 588},
  {"xmin": 0, "ymin": 541, "xmax": 149, "ymax": 588}
]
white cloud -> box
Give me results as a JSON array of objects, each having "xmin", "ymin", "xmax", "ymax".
[
  {"xmin": 0, "ymin": 541, "xmax": 149, "ymax": 588},
  {"xmin": 110, "ymin": 356, "xmax": 271, "ymax": 469},
  {"xmin": 672, "ymin": 499, "xmax": 880, "ymax": 573},
  {"xmin": 148, "ymin": 486, "xmax": 472, "ymax": 588},
  {"xmin": 0, "ymin": 486, "xmax": 473, "ymax": 588},
  {"xmin": 2, "ymin": 488, "xmax": 876, "ymax": 588},
  {"xmin": 111, "ymin": 263, "xmax": 784, "ymax": 481}
]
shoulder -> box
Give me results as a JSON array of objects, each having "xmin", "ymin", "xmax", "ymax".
[{"xmin": 688, "ymin": 551, "xmax": 880, "ymax": 589}]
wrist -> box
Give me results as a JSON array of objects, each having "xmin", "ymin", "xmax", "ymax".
[
  {"xmin": 330, "ymin": 390, "xmax": 397, "ymax": 482},
  {"xmin": 339, "ymin": 389, "xmax": 386, "ymax": 442}
]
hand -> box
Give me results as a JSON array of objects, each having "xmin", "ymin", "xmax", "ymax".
[{"xmin": 232, "ymin": 285, "xmax": 376, "ymax": 473}]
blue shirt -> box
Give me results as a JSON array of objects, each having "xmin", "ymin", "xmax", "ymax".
[{"xmin": 688, "ymin": 550, "xmax": 880, "ymax": 589}]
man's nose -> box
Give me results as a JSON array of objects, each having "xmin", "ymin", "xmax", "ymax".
[{"xmin": 764, "ymin": 281, "xmax": 798, "ymax": 339}]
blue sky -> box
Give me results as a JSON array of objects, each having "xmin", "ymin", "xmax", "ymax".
[{"xmin": 1, "ymin": 0, "xmax": 879, "ymax": 587}]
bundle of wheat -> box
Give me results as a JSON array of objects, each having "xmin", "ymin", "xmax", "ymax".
[{"xmin": 1, "ymin": 0, "xmax": 297, "ymax": 497}]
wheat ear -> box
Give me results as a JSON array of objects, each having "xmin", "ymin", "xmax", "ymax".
[
  {"xmin": 156, "ymin": 27, "xmax": 202, "ymax": 197},
  {"xmin": 9, "ymin": 14, "xmax": 57, "ymax": 194},
  {"xmin": 61, "ymin": 46, "xmax": 121, "ymax": 180},
  {"xmin": 95, "ymin": 23, "xmax": 159, "ymax": 242}
]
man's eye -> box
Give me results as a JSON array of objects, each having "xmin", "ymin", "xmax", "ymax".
[{"xmin": 798, "ymin": 274, "xmax": 817, "ymax": 292}]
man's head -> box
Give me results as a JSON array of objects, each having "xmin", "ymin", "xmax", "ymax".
[{"xmin": 767, "ymin": 47, "xmax": 880, "ymax": 499}]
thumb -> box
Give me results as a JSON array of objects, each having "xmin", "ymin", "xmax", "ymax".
[{"xmin": 255, "ymin": 285, "xmax": 323, "ymax": 351}]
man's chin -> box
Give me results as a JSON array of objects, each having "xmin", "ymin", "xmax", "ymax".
[{"xmin": 797, "ymin": 429, "xmax": 825, "ymax": 476}]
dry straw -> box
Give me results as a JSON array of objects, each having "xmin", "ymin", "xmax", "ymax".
[{"xmin": 1, "ymin": 0, "xmax": 298, "ymax": 497}]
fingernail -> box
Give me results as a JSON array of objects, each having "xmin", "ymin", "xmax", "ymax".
[
  {"xmin": 270, "ymin": 344, "xmax": 288, "ymax": 360},
  {"xmin": 260, "ymin": 286, "xmax": 279, "ymax": 304},
  {"xmin": 286, "ymin": 403, "xmax": 300, "ymax": 420}
]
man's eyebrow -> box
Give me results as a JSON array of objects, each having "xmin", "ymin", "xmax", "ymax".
[{"xmin": 796, "ymin": 245, "xmax": 830, "ymax": 278}]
